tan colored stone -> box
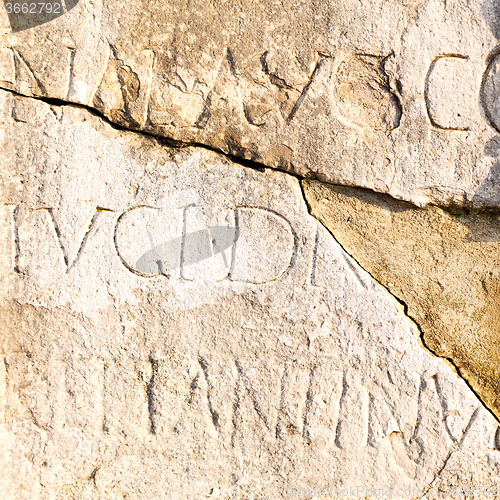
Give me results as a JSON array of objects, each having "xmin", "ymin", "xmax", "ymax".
[{"xmin": 303, "ymin": 179, "xmax": 500, "ymax": 420}]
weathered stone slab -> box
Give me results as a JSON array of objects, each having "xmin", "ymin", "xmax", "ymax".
[
  {"xmin": 1, "ymin": 1, "xmax": 500, "ymax": 208},
  {"xmin": 1, "ymin": 89, "xmax": 500, "ymax": 498}
]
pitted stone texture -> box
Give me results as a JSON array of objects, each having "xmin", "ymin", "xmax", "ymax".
[
  {"xmin": 2, "ymin": 1, "xmax": 500, "ymax": 209},
  {"xmin": 1, "ymin": 90, "xmax": 500, "ymax": 499}
]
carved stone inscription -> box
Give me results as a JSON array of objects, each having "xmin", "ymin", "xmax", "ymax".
[
  {"xmin": 8, "ymin": 203, "xmax": 297, "ymax": 286},
  {"xmin": 4, "ymin": 0, "xmax": 500, "ymax": 209}
]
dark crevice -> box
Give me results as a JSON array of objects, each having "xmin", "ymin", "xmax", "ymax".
[
  {"xmin": 4, "ymin": 84, "xmax": 500, "ymax": 218},
  {"xmin": 1, "ymin": 84, "xmax": 413, "ymax": 207},
  {"xmin": 0, "ymin": 85, "xmax": 278, "ymax": 172},
  {"xmin": 3, "ymin": 84, "xmax": 499, "ymax": 217},
  {"xmin": 2, "ymin": 85, "xmax": 166, "ymax": 140}
]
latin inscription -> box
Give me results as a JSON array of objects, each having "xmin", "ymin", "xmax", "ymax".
[{"xmin": 6, "ymin": 203, "xmax": 298, "ymax": 285}]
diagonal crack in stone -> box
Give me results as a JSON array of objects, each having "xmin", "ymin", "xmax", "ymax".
[{"xmin": 302, "ymin": 180, "xmax": 500, "ymax": 424}]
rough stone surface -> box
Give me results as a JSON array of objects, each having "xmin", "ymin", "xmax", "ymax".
[
  {"xmin": 2, "ymin": 1, "xmax": 500, "ymax": 208},
  {"xmin": 303, "ymin": 180, "xmax": 500, "ymax": 424},
  {"xmin": 2, "ymin": 89, "xmax": 500, "ymax": 498}
]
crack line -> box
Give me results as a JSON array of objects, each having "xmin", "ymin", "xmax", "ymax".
[
  {"xmin": 1, "ymin": 84, "xmax": 500, "ymax": 423},
  {"xmin": 1, "ymin": 83, "xmax": 487, "ymax": 216}
]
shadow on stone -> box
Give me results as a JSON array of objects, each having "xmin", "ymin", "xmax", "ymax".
[
  {"xmin": 5, "ymin": 0, "xmax": 78, "ymax": 32},
  {"xmin": 136, "ymin": 226, "xmax": 236, "ymax": 276}
]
